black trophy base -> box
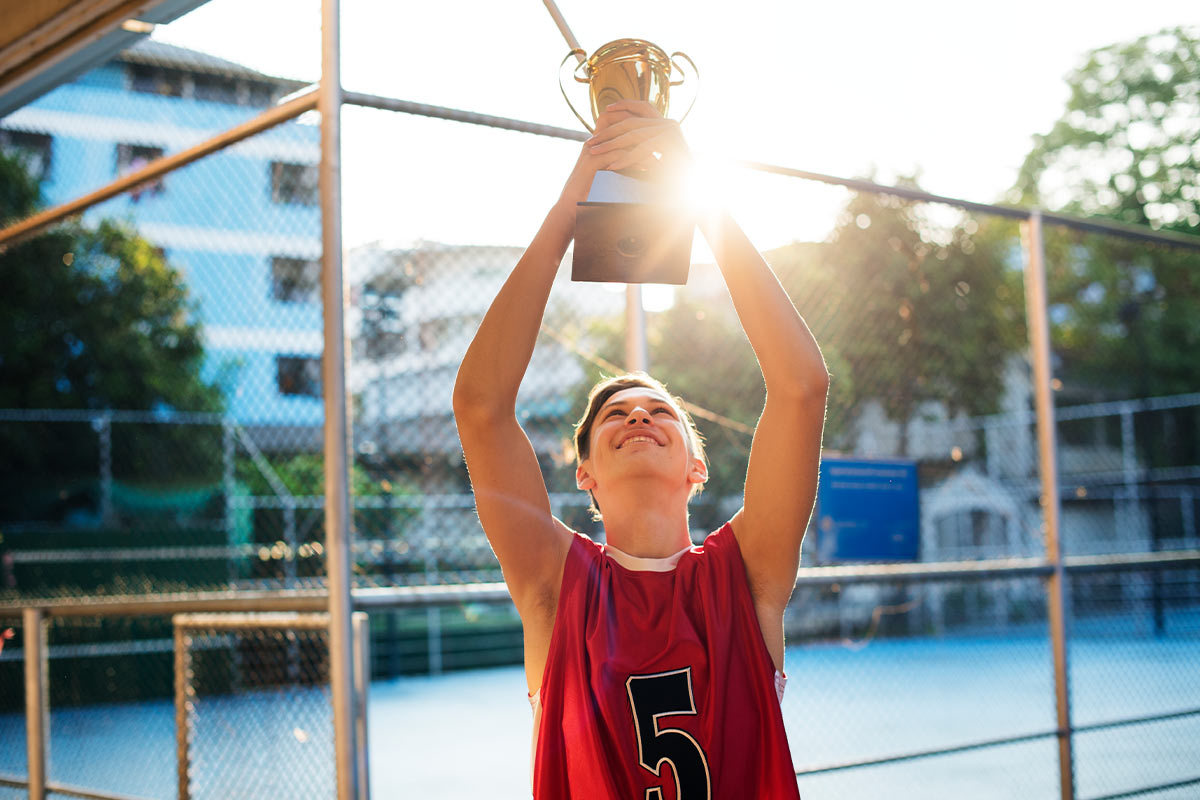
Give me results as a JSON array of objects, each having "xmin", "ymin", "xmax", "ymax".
[{"xmin": 572, "ymin": 201, "xmax": 694, "ymax": 285}]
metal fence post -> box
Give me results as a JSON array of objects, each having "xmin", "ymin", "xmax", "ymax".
[
  {"xmin": 223, "ymin": 419, "xmax": 236, "ymax": 587},
  {"xmin": 1118, "ymin": 406, "xmax": 1139, "ymax": 531},
  {"xmin": 1022, "ymin": 209, "xmax": 1075, "ymax": 800},
  {"xmin": 22, "ymin": 607, "xmax": 47, "ymax": 800},
  {"xmin": 544, "ymin": 0, "xmax": 648, "ymax": 377},
  {"xmin": 97, "ymin": 412, "xmax": 113, "ymax": 524},
  {"xmin": 319, "ymin": 0, "xmax": 358, "ymax": 796},
  {"xmin": 284, "ymin": 494, "xmax": 300, "ymax": 681},
  {"xmin": 284, "ymin": 496, "xmax": 299, "ymax": 589},
  {"xmin": 174, "ymin": 618, "xmax": 192, "ymax": 800},
  {"xmin": 1182, "ymin": 489, "xmax": 1197, "ymax": 542},
  {"xmin": 625, "ymin": 285, "xmax": 649, "ymax": 373},
  {"xmin": 1117, "ymin": 405, "xmax": 1144, "ymax": 625},
  {"xmin": 352, "ymin": 612, "xmax": 371, "ymax": 800},
  {"xmin": 425, "ymin": 557, "xmax": 442, "ymax": 674}
]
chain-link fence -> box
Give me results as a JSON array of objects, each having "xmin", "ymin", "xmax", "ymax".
[
  {"xmin": 0, "ymin": 9, "xmax": 328, "ymax": 605},
  {"xmin": 1, "ymin": 2, "xmax": 1198, "ymax": 798},
  {"xmin": 0, "ymin": 411, "xmax": 339, "ymax": 600},
  {"xmin": 782, "ymin": 565, "xmax": 1200, "ymax": 799},
  {"xmin": 1068, "ymin": 567, "xmax": 1200, "ymax": 800},
  {"xmin": 0, "ymin": 7, "xmax": 339, "ymax": 796},
  {"xmin": 0, "ymin": 613, "xmax": 25, "ymax": 798},
  {"xmin": 176, "ymin": 614, "xmax": 336, "ymax": 800},
  {"xmin": 785, "ymin": 575, "xmax": 1060, "ymax": 799},
  {"xmin": 40, "ymin": 614, "xmax": 177, "ymax": 798}
]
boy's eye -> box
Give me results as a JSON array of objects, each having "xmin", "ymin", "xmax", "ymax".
[{"xmin": 604, "ymin": 408, "xmax": 625, "ymax": 419}]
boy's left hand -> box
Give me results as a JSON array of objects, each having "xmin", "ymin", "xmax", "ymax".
[{"xmin": 584, "ymin": 99, "xmax": 692, "ymax": 177}]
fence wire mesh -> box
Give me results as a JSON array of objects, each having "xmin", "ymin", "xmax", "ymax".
[
  {"xmin": 0, "ymin": 614, "xmax": 23, "ymax": 789},
  {"xmin": 1041, "ymin": 219, "xmax": 1200, "ymax": 799},
  {"xmin": 179, "ymin": 617, "xmax": 334, "ymax": 800},
  {"xmin": 335, "ymin": 107, "xmax": 1199, "ymax": 799},
  {"xmin": 1, "ymin": 107, "xmax": 326, "ymax": 601},
  {"xmin": 0, "ymin": 7, "xmax": 1198, "ymax": 798},
  {"xmin": 43, "ymin": 614, "xmax": 175, "ymax": 798},
  {"xmin": 784, "ymin": 576, "xmax": 1057, "ymax": 798},
  {"xmin": 0, "ymin": 16, "xmax": 335, "ymax": 796},
  {"xmin": 1068, "ymin": 567, "xmax": 1200, "ymax": 800}
]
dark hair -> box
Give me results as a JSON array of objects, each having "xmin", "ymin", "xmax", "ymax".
[{"xmin": 573, "ymin": 372, "xmax": 707, "ymax": 519}]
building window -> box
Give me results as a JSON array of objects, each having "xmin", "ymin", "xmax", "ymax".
[
  {"xmin": 116, "ymin": 143, "xmax": 165, "ymax": 198},
  {"xmin": 358, "ymin": 282, "xmax": 406, "ymax": 359},
  {"xmin": 419, "ymin": 319, "xmax": 450, "ymax": 352},
  {"xmin": 271, "ymin": 161, "xmax": 318, "ymax": 206},
  {"xmin": 128, "ymin": 65, "xmax": 185, "ymax": 97},
  {"xmin": 271, "ymin": 256, "xmax": 321, "ymax": 303},
  {"xmin": 361, "ymin": 331, "xmax": 406, "ymax": 360},
  {"xmin": 277, "ymin": 356, "xmax": 321, "ymax": 398},
  {"xmin": 246, "ymin": 81, "xmax": 276, "ymax": 107},
  {"xmin": 0, "ymin": 129, "xmax": 53, "ymax": 181},
  {"xmin": 192, "ymin": 74, "xmax": 241, "ymax": 105}
]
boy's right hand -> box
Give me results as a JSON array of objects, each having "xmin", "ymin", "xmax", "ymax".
[{"xmin": 558, "ymin": 108, "xmax": 634, "ymax": 208}]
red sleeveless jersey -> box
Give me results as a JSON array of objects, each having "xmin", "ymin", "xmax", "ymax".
[{"xmin": 532, "ymin": 523, "xmax": 801, "ymax": 799}]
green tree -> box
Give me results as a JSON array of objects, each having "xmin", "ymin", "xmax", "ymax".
[
  {"xmin": 646, "ymin": 293, "xmax": 761, "ymax": 529},
  {"xmin": 789, "ymin": 188, "xmax": 1024, "ymax": 456},
  {"xmin": 0, "ymin": 159, "xmax": 218, "ymax": 412},
  {"xmin": 1014, "ymin": 26, "xmax": 1200, "ymax": 231},
  {"xmin": 551, "ymin": 181, "xmax": 1021, "ymax": 528},
  {"xmin": 0, "ymin": 151, "xmax": 222, "ymax": 520},
  {"xmin": 1013, "ymin": 25, "xmax": 1200, "ymax": 401}
]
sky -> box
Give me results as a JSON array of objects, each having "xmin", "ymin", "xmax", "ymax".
[{"xmin": 153, "ymin": 0, "xmax": 1198, "ymax": 251}]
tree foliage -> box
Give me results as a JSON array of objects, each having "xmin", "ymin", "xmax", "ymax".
[
  {"xmin": 0, "ymin": 151, "xmax": 222, "ymax": 519},
  {"xmin": 561, "ymin": 181, "xmax": 1022, "ymax": 527},
  {"xmin": 1015, "ymin": 26, "xmax": 1200, "ymax": 231},
  {"xmin": 1039, "ymin": 230, "xmax": 1199, "ymax": 400},
  {"xmin": 1013, "ymin": 25, "xmax": 1200, "ymax": 401},
  {"xmin": 0, "ymin": 157, "xmax": 218, "ymax": 413},
  {"xmin": 646, "ymin": 293, "xmax": 761, "ymax": 528},
  {"xmin": 778, "ymin": 188, "xmax": 1024, "ymax": 455}
]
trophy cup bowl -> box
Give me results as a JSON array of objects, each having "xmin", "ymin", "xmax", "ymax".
[
  {"xmin": 560, "ymin": 39, "xmax": 696, "ymax": 133},
  {"xmin": 560, "ymin": 39, "xmax": 698, "ymax": 285}
]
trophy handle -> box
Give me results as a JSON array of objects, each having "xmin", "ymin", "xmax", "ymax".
[
  {"xmin": 559, "ymin": 49, "xmax": 595, "ymax": 133},
  {"xmin": 668, "ymin": 51, "xmax": 699, "ymax": 123}
]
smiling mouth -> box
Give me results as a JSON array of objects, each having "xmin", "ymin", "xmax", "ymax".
[{"xmin": 618, "ymin": 435, "xmax": 660, "ymax": 449}]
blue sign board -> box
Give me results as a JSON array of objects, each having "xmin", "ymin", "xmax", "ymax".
[{"xmin": 816, "ymin": 458, "xmax": 920, "ymax": 563}]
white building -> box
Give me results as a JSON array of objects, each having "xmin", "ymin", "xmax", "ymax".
[{"xmin": 346, "ymin": 240, "xmax": 626, "ymax": 458}]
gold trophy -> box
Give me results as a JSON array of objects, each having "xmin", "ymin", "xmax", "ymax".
[{"xmin": 560, "ymin": 39, "xmax": 698, "ymax": 285}]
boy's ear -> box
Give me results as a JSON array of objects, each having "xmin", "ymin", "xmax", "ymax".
[
  {"xmin": 687, "ymin": 456, "xmax": 708, "ymax": 486},
  {"xmin": 576, "ymin": 462, "xmax": 597, "ymax": 491}
]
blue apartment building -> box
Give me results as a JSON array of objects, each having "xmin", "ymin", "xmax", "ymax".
[{"xmin": 0, "ymin": 39, "xmax": 323, "ymax": 443}]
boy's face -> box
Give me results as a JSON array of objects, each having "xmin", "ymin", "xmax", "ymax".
[{"xmin": 578, "ymin": 387, "xmax": 706, "ymax": 495}]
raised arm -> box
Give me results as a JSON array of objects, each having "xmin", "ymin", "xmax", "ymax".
[
  {"xmin": 701, "ymin": 211, "xmax": 828, "ymax": 604},
  {"xmin": 589, "ymin": 101, "xmax": 829, "ymax": 664},
  {"xmin": 452, "ymin": 115, "xmax": 628, "ymax": 627}
]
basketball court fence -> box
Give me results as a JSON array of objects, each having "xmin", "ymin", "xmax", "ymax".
[{"xmin": 1, "ymin": 1, "xmax": 1198, "ymax": 798}]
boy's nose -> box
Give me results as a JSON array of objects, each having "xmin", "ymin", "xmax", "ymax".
[{"xmin": 626, "ymin": 407, "xmax": 651, "ymax": 425}]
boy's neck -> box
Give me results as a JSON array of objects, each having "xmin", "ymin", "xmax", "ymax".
[{"xmin": 599, "ymin": 493, "xmax": 693, "ymax": 559}]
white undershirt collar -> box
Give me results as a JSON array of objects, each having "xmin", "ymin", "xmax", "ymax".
[{"xmin": 602, "ymin": 542, "xmax": 695, "ymax": 572}]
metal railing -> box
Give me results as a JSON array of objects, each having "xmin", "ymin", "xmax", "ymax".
[
  {"xmin": 787, "ymin": 551, "xmax": 1200, "ymax": 799},
  {"xmin": 172, "ymin": 611, "xmax": 370, "ymax": 800},
  {"xmin": 3, "ymin": 548, "xmax": 1199, "ymax": 799}
]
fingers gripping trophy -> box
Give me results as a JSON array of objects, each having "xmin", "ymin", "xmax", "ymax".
[{"xmin": 560, "ymin": 39, "xmax": 699, "ymax": 285}]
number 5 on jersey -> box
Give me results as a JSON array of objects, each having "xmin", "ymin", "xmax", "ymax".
[{"xmin": 626, "ymin": 668, "xmax": 712, "ymax": 800}]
